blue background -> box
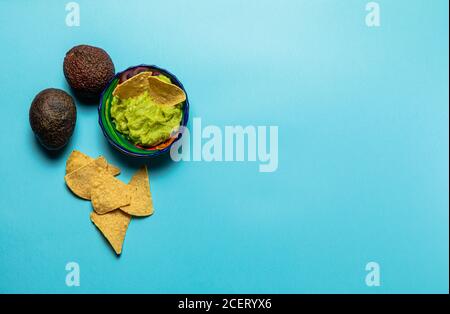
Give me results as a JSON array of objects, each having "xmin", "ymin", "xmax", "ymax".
[{"xmin": 0, "ymin": 0, "xmax": 448, "ymax": 293}]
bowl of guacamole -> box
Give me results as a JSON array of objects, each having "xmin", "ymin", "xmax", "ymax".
[{"xmin": 99, "ymin": 65, "xmax": 189, "ymax": 157}]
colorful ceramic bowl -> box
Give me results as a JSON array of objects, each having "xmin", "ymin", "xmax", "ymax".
[{"xmin": 98, "ymin": 65, "xmax": 189, "ymax": 157}]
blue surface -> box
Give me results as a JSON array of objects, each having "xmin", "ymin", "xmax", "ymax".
[{"xmin": 0, "ymin": 0, "xmax": 448, "ymax": 293}]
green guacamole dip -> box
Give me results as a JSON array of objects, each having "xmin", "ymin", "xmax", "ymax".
[{"xmin": 110, "ymin": 75, "xmax": 183, "ymax": 147}]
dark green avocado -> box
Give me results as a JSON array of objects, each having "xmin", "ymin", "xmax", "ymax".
[
  {"xmin": 63, "ymin": 45, "xmax": 115, "ymax": 101},
  {"xmin": 29, "ymin": 88, "xmax": 77, "ymax": 150}
]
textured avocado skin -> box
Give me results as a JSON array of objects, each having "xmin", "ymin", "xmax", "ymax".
[
  {"xmin": 29, "ymin": 88, "xmax": 77, "ymax": 150},
  {"xmin": 63, "ymin": 45, "xmax": 115, "ymax": 101}
]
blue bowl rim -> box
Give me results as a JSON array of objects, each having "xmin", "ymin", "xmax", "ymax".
[{"xmin": 98, "ymin": 64, "xmax": 190, "ymax": 158}]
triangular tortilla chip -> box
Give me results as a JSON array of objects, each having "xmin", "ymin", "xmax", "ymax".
[
  {"xmin": 146, "ymin": 75, "xmax": 186, "ymax": 106},
  {"xmin": 64, "ymin": 157, "xmax": 109, "ymax": 200},
  {"xmin": 91, "ymin": 174, "xmax": 131, "ymax": 214},
  {"xmin": 106, "ymin": 163, "xmax": 121, "ymax": 176},
  {"xmin": 120, "ymin": 166, "xmax": 154, "ymax": 217},
  {"xmin": 90, "ymin": 210, "xmax": 131, "ymax": 255},
  {"xmin": 113, "ymin": 71, "xmax": 152, "ymax": 99},
  {"xmin": 66, "ymin": 150, "xmax": 120, "ymax": 176},
  {"xmin": 66, "ymin": 150, "xmax": 92, "ymax": 174},
  {"xmin": 112, "ymin": 71, "xmax": 186, "ymax": 106}
]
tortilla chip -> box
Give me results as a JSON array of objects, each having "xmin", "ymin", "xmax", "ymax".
[
  {"xmin": 121, "ymin": 166, "xmax": 154, "ymax": 217},
  {"xmin": 91, "ymin": 173, "xmax": 131, "ymax": 214},
  {"xmin": 113, "ymin": 71, "xmax": 186, "ymax": 106},
  {"xmin": 66, "ymin": 150, "xmax": 92, "ymax": 174},
  {"xmin": 64, "ymin": 157, "xmax": 109, "ymax": 200},
  {"xmin": 113, "ymin": 71, "xmax": 151, "ymax": 99},
  {"xmin": 90, "ymin": 210, "xmax": 131, "ymax": 255},
  {"xmin": 66, "ymin": 150, "xmax": 120, "ymax": 176},
  {"xmin": 146, "ymin": 75, "xmax": 186, "ymax": 106}
]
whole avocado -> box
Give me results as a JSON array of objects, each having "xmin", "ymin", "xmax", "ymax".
[
  {"xmin": 29, "ymin": 88, "xmax": 77, "ymax": 150},
  {"xmin": 63, "ymin": 45, "xmax": 115, "ymax": 101}
]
